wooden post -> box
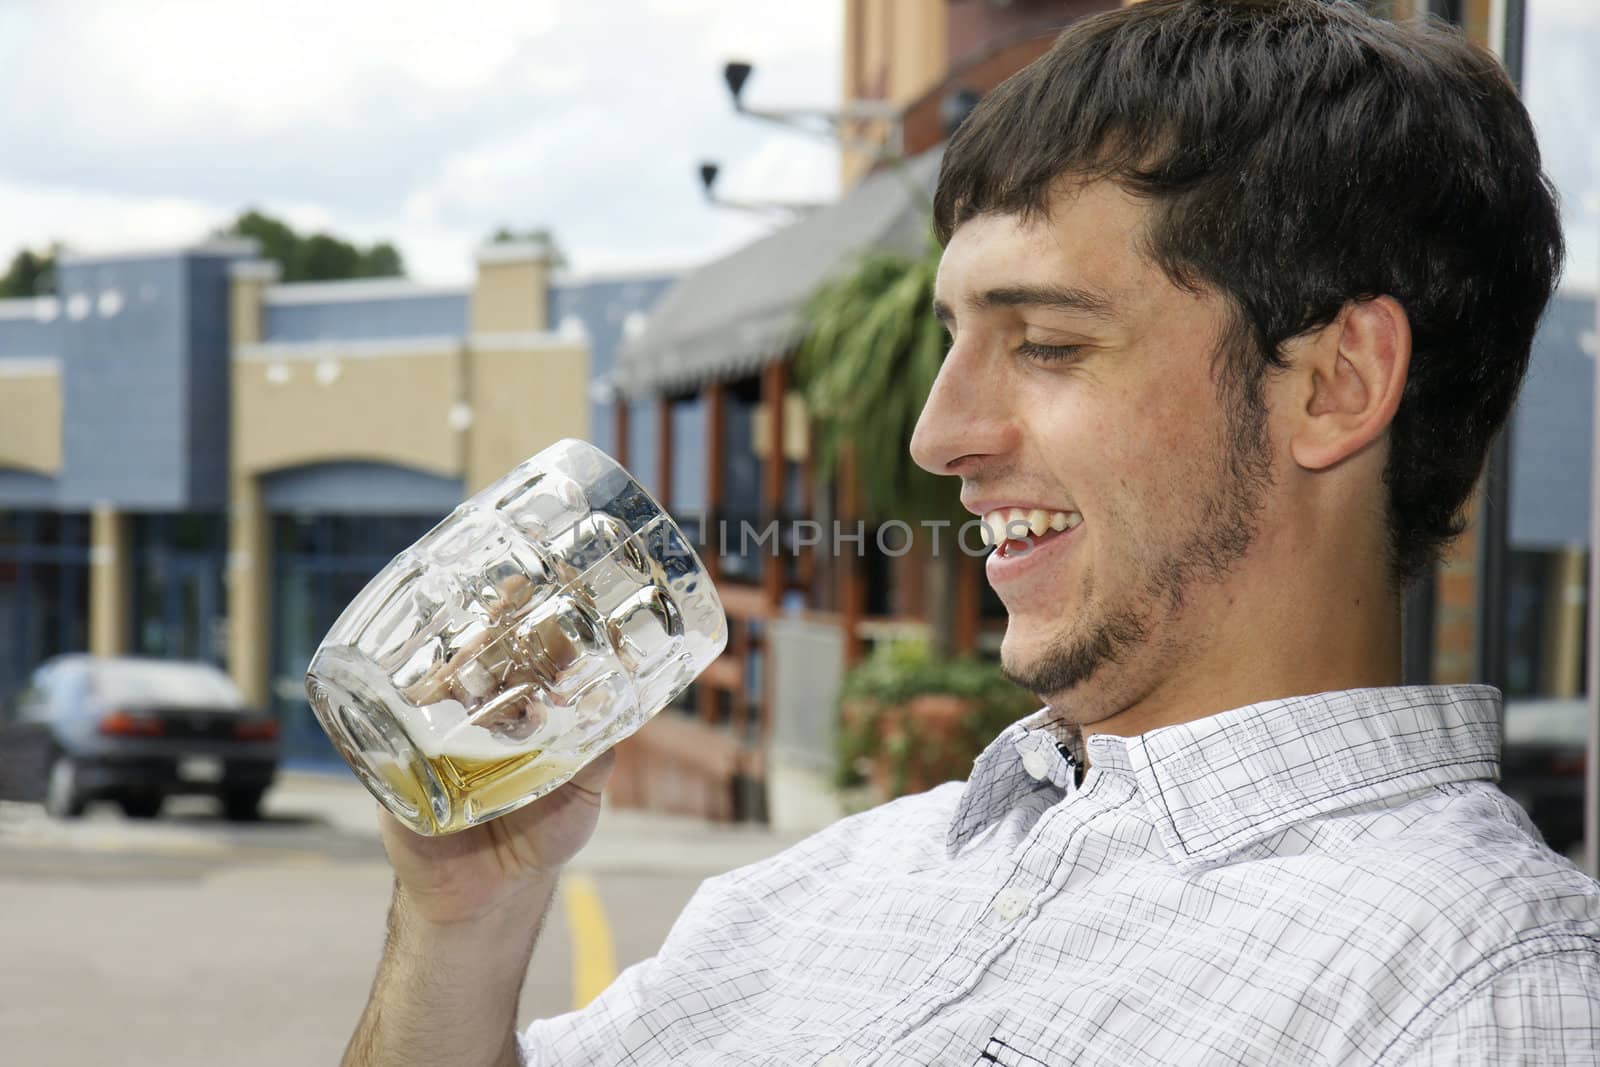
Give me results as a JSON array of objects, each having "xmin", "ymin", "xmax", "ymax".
[
  {"xmin": 613, "ymin": 399, "xmax": 630, "ymax": 469},
  {"xmin": 799, "ymin": 418, "xmax": 816, "ymax": 596},
  {"xmin": 758, "ymin": 360, "xmax": 790, "ymax": 748},
  {"xmin": 700, "ymin": 382, "xmax": 724, "ymax": 726},
  {"xmin": 704, "ymin": 381, "xmax": 725, "ymax": 584},
  {"xmin": 840, "ymin": 445, "xmax": 865, "ymax": 667},
  {"xmin": 730, "ymin": 616, "xmax": 750, "ymax": 739},
  {"xmin": 705, "ymin": 382, "xmax": 725, "ymax": 515},
  {"xmin": 955, "ymin": 550, "xmax": 979, "ymax": 653},
  {"xmin": 655, "ymin": 395, "xmax": 673, "ymax": 511},
  {"xmin": 761, "ymin": 360, "xmax": 787, "ymax": 611}
]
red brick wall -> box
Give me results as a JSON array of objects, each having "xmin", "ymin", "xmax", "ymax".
[
  {"xmin": 899, "ymin": 1, "xmax": 1119, "ymax": 162},
  {"xmin": 945, "ymin": 0, "xmax": 1118, "ymax": 72}
]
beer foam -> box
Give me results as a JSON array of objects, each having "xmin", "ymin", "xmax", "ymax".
[{"xmin": 394, "ymin": 697, "xmax": 556, "ymax": 762}]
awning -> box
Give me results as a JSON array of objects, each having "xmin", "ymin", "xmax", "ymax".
[{"xmin": 613, "ymin": 147, "xmax": 943, "ymax": 399}]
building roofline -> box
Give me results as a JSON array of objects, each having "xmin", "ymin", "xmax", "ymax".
[
  {"xmin": 0, "ymin": 356, "xmax": 61, "ymax": 376},
  {"xmin": 57, "ymin": 237, "xmax": 260, "ymax": 266},
  {"xmin": 264, "ymin": 277, "xmax": 470, "ymax": 305},
  {"xmin": 0, "ymin": 296, "xmax": 56, "ymax": 321},
  {"xmin": 551, "ymin": 263, "xmax": 690, "ymax": 288},
  {"xmin": 474, "ymin": 241, "xmax": 554, "ymax": 266},
  {"xmin": 229, "ymin": 259, "xmax": 282, "ymax": 283},
  {"xmin": 239, "ymin": 336, "xmax": 466, "ymax": 361}
]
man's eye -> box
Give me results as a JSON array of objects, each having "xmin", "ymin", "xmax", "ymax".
[{"xmin": 1017, "ymin": 341, "xmax": 1084, "ymax": 362}]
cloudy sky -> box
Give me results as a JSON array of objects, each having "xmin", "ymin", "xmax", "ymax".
[
  {"xmin": 0, "ymin": 0, "xmax": 842, "ymax": 282},
  {"xmin": 1524, "ymin": 0, "xmax": 1600, "ymax": 292},
  {"xmin": 0, "ymin": 0, "xmax": 1594, "ymax": 289}
]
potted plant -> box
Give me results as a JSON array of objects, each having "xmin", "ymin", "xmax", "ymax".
[{"xmin": 835, "ymin": 639, "xmax": 1037, "ymax": 801}]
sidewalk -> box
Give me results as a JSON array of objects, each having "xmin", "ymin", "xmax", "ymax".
[{"xmin": 269, "ymin": 768, "xmax": 820, "ymax": 877}]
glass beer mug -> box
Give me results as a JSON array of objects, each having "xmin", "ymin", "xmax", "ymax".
[{"xmin": 305, "ymin": 439, "xmax": 727, "ymax": 835}]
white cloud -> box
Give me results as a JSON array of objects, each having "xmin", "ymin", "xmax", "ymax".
[
  {"xmin": 0, "ymin": 179, "xmax": 220, "ymax": 255},
  {"xmin": 1526, "ymin": 0, "xmax": 1600, "ymax": 291},
  {"xmin": 0, "ymin": 0, "xmax": 842, "ymax": 284},
  {"xmin": 27, "ymin": 0, "xmax": 562, "ymax": 134}
]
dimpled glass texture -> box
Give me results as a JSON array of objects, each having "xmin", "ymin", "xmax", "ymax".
[{"xmin": 305, "ymin": 439, "xmax": 727, "ymax": 835}]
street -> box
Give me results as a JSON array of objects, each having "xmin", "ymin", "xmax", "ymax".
[{"xmin": 0, "ymin": 773, "xmax": 809, "ymax": 1067}]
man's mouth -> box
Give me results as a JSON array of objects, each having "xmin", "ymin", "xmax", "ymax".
[{"xmin": 980, "ymin": 507, "xmax": 1082, "ymax": 557}]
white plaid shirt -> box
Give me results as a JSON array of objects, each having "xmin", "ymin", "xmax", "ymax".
[{"xmin": 521, "ymin": 686, "xmax": 1600, "ymax": 1065}]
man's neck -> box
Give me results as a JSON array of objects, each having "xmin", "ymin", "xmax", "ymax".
[{"xmin": 1076, "ymin": 563, "xmax": 1404, "ymax": 742}]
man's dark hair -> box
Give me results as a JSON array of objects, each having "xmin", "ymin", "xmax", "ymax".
[{"xmin": 933, "ymin": 0, "xmax": 1564, "ymax": 587}]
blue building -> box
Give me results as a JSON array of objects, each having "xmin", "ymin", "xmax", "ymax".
[{"xmin": 0, "ymin": 238, "xmax": 679, "ymax": 764}]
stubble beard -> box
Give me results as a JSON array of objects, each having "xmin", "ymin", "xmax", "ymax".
[{"xmin": 1000, "ymin": 379, "xmax": 1276, "ymax": 704}]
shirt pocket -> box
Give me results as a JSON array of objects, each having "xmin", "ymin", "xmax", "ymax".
[{"xmin": 975, "ymin": 1032, "xmax": 1055, "ymax": 1067}]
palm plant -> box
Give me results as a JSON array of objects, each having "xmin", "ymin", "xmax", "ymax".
[{"xmin": 795, "ymin": 234, "xmax": 965, "ymax": 654}]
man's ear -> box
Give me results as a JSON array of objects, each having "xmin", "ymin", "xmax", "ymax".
[{"xmin": 1287, "ymin": 296, "xmax": 1411, "ymax": 472}]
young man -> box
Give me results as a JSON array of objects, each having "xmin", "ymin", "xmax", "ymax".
[{"xmin": 345, "ymin": 2, "xmax": 1599, "ymax": 1064}]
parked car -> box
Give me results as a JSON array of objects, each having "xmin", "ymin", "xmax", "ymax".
[
  {"xmin": 1501, "ymin": 697, "xmax": 1588, "ymax": 855},
  {"xmin": 0, "ymin": 654, "xmax": 279, "ymax": 821}
]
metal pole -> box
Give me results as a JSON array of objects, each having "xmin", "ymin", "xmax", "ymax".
[
  {"xmin": 1402, "ymin": 569, "xmax": 1437, "ymax": 685},
  {"xmin": 1477, "ymin": 431, "xmax": 1512, "ymax": 694},
  {"xmin": 1474, "ymin": 0, "xmax": 1523, "ymax": 687},
  {"xmin": 1588, "ymin": 286, "xmax": 1600, "ymax": 878}
]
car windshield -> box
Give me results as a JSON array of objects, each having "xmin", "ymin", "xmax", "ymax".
[{"xmin": 90, "ymin": 660, "xmax": 247, "ymax": 710}]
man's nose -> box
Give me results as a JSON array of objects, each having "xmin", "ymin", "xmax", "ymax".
[{"xmin": 910, "ymin": 341, "xmax": 1014, "ymax": 477}]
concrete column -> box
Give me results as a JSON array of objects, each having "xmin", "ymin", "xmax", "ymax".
[
  {"xmin": 1544, "ymin": 545, "xmax": 1587, "ymax": 699},
  {"xmin": 227, "ymin": 258, "xmax": 278, "ymax": 707},
  {"xmin": 471, "ymin": 242, "xmax": 552, "ymax": 335},
  {"xmin": 88, "ymin": 505, "xmax": 130, "ymax": 656},
  {"xmin": 229, "ymin": 259, "xmax": 280, "ymax": 347},
  {"xmin": 227, "ymin": 473, "xmax": 271, "ymax": 707}
]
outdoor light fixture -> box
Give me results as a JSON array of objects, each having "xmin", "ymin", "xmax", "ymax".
[
  {"xmin": 695, "ymin": 58, "xmax": 909, "ymax": 217},
  {"xmin": 696, "ymin": 158, "xmax": 825, "ymax": 218},
  {"xmin": 723, "ymin": 61, "xmax": 753, "ymax": 105},
  {"xmin": 719, "ymin": 58, "xmax": 903, "ymax": 154}
]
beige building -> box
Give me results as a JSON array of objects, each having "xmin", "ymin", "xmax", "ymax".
[{"xmin": 0, "ymin": 239, "xmax": 677, "ymax": 765}]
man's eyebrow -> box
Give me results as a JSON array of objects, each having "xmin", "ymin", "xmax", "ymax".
[
  {"xmin": 979, "ymin": 284, "xmax": 1118, "ymax": 318},
  {"xmin": 932, "ymin": 284, "xmax": 1118, "ymax": 326}
]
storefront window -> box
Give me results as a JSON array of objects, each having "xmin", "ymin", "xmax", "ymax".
[
  {"xmin": 130, "ymin": 513, "xmax": 227, "ymax": 666},
  {"xmin": 269, "ymin": 513, "xmax": 439, "ymax": 762},
  {"xmin": 0, "ymin": 512, "xmax": 90, "ymax": 698}
]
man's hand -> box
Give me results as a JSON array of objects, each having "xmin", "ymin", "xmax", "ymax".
[
  {"xmin": 344, "ymin": 749, "xmax": 618, "ymax": 1067},
  {"xmin": 377, "ymin": 748, "xmax": 618, "ymax": 925}
]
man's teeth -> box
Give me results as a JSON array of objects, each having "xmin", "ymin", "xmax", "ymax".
[{"xmin": 980, "ymin": 508, "xmax": 1080, "ymax": 546}]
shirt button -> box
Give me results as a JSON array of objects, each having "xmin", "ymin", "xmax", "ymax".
[
  {"xmin": 818, "ymin": 1056, "xmax": 850, "ymax": 1067},
  {"xmin": 994, "ymin": 889, "xmax": 1028, "ymax": 923},
  {"xmin": 1020, "ymin": 748, "xmax": 1050, "ymax": 781}
]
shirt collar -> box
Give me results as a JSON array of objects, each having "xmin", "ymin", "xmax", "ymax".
[
  {"xmin": 946, "ymin": 685, "xmax": 1503, "ymax": 862},
  {"xmin": 946, "ymin": 706, "xmax": 1081, "ymax": 855}
]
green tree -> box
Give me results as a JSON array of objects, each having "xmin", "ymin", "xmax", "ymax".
[
  {"xmin": 220, "ymin": 209, "xmax": 406, "ymax": 282},
  {"xmin": 0, "ymin": 245, "xmax": 59, "ymax": 297},
  {"xmin": 795, "ymin": 234, "xmax": 964, "ymax": 654},
  {"xmin": 359, "ymin": 241, "xmax": 404, "ymax": 277},
  {"xmin": 298, "ymin": 233, "xmax": 361, "ymax": 280}
]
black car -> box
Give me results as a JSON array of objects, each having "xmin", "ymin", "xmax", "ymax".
[{"xmin": 0, "ymin": 654, "xmax": 279, "ymax": 821}]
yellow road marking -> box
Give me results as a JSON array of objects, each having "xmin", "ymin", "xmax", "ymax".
[{"xmin": 561, "ymin": 873, "xmax": 617, "ymax": 1009}]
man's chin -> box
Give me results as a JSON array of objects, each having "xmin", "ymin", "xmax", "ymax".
[
  {"xmin": 998, "ymin": 627, "xmax": 1066, "ymax": 698},
  {"xmin": 998, "ymin": 615, "xmax": 1123, "ymax": 702}
]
